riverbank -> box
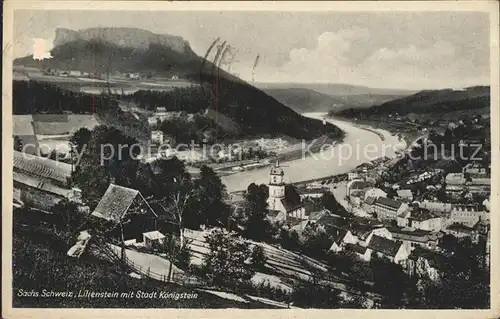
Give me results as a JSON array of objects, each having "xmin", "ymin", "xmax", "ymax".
[
  {"xmin": 330, "ymin": 116, "xmax": 422, "ymax": 147},
  {"xmin": 222, "ymin": 113, "xmax": 405, "ymax": 192}
]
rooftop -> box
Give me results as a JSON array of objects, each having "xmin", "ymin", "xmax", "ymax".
[
  {"xmin": 345, "ymin": 243, "xmax": 368, "ymax": 255},
  {"xmin": 13, "ymin": 171, "xmax": 71, "ymax": 197},
  {"xmin": 411, "ymin": 208, "xmax": 441, "ymax": 221},
  {"xmin": 349, "ymin": 180, "xmax": 373, "ymax": 190},
  {"xmin": 13, "ymin": 150, "xmax": 72, "ymax": 185},
  {"xmin": 365, "ymin": 196, "xmax": 377, "ymax": 205},
  {"xmin": 397, "ymin": 189, "xmax": 413, "ymax": 198},
  {"xmin": 91, "ymin": 184, "xmax": 141, "ymax": 222},
  {"xmin": 374, "ymin": 197, "xmax": 403, "ymax": 210},
  {"xmin": 367, "ymin": 235, "xmax": 402, "ymax": 257},
  {"xmin": 324, "ymin": 225, "xmax": 349, "ymax": 245},
  {"xmin": 143, "ymin": 230, "xmax": 166, "ymax": 241}
]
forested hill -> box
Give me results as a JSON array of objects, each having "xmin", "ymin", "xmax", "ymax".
[
  {"xmin": 13, "ymin": 27, "xmax": 343, "ymax": 140},
  {"xmin": 335, "ymin": 86, "xmax": 490, "ymax": 117}
]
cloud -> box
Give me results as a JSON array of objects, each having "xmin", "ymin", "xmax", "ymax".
[
  {"xmin": 241, "ymin": 28, "xmax": 487, "ymax": 89},
  {"xmin": 32, "ymin": 38, "xmax": 53, "ymax": 60}
]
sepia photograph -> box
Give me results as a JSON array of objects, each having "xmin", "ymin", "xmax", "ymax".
[{"xmin": 2, "ymin": 1, "xmax": 499, "ymax": 317}]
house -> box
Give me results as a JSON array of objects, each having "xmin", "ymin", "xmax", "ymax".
[
  {"xmin": 13, "ymin": 151, "xmax": 80, "ymax": 210},
  {"xmin": 91, "ymin": 184, "xmax": 159, "ymax": 243},
  {"xmin": 143, "ymin": 230, "xmax": 166, "ymax": 249},
  {"xmin": 288, "ymin": 218, "xmax": 311, "ymax": 235},
  {"xmin": 345, "ymin": 243, "xmax": 370, "ymax": 261},
  {"xmin": 449, "ymin": 205, "xmax": 486, "ymax": 227},
  {"xmin": 348, "ymin": 172, "xmax": 360, "ymax": 180},
  {"xmin": 324, "ymin": 225, "xmax": 357, "ymax": 252},
  {"xmin": 388, "ymin": 227, "xmax": 440, "ymax": 250},
  {"xmin": 369, "ymin": 197, "xmax": 409, "ymax": 220},
  {"xmin": 396, "ymin": 211, "xmax": 412, "ymax": 227},
  {"xmin": 406, "ymin": 208, "xmax": 444, "ymax": 232},
  {"xmin": 366, "ymin": 235, "xmax": 410, "ymax": 264},
  {"xmin": 267, "ymin": 161, "xmax": 314, "ymax": 221},
  {"xmin": 307, "ymin": 209, "xmax": 329, "ymax": 222},
  {"xmin": 68, "ymin": 70, "xmax": 82, "ymax": 77},
  {"xmin": 347, "ymin": 180, "xmax": 374, "ymax": 196},
  {"xmin": 174, "ymin": 150, "xmax": 208, "ymax": 163},
  {"xmin": 357, "ymin": 226, "xmax": 393, "ymax": 246},
  {"xmin": 266, "ymin": 210, "xmax": 287, "ymax": 224},
  {"xmin": 314, "ymin": 213, "xmax": 349, "ymax": 229},
  {"xmin": 445, "ymin": 223, "xmax": 479, "ymax": 242},
  {"xmin": 418, "ymin": 200, "xmax": 453, "ymax": 213},
  {"xmin": 298, "ymin": 188, "xmax": 325, "ymax": 200},
  {"xmin": 445, "ymin": 173, "xmax": 465, "ymax": 185},
  {"xmin": 150, "ymin": 130, "xmax": 164, "ymax": 145},
  {"xmin": 463, "ymin": 162, "xmax": 487, "ymax": 176},
  {"xmin": 396, "ymin": 189, "xmax": 413, "ymax": 202},
  {"xmin": 126, "ymin": 73, "xmax": 141, "ymax": 80},
  {"xmin": 364, "ymin": 188, "xmax": 387, "ymax": 201}
]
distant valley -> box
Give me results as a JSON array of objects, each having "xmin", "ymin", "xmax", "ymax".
[{"xmin": 262, "ymin": 87, "xmax": 408, "ymax": 113}]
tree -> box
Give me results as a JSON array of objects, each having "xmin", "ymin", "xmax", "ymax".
[
  {"xmin": 202, "ymin": 229, "xmax": 254, "ymax": 287},
  {"xmin": 280, "ymin": 229, "xmax": 301, "ymax": 251},
  {"xmin": 292, "ymin": 278, "xmax": 342, "ymax": 308},
  {"xmin": 241, "ymin": 183, "xmax": 273, "ymax": 241},
  {"xmin": 14, "ymin": 136, "xmax": 23, "ymax": 152},
  {"xmin": 71, "ymin": 125, "xmax": 140, "ymax": 207},
  {"xmin": 156, "ymin": 176, "xmax": 195, "ymax": 246},
  {"xmin": 51, "ymin": 199, "xmax": 86, "ymax": 238},
  {"xmin": 157, "ymin": 233, "xmax": 192, "ymax": 280},
  {"xmin": 301, "ymin": 224, "xmax": 332, "ymax": 259},
  {"xmin": 194, "ymin": 165, "xmax": 230, "ymax": 227},
  {"xmin": 70, "ymin": 127, "xmax": 92, "ymax": 154},
  {"xmin": 251, "ymin": 245, "xmax": 267, "ymax": 269},
  {"xmin": 370, "ymin": 255, "xmax": 411, "ymax": 308}
]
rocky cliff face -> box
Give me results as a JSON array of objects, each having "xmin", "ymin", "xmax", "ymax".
[{"xmin": 54, "ymin": 27, "xmax": 194, "ymax": 55}]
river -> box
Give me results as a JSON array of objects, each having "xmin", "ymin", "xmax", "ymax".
[{"xmin": 222, "ymin": 112, "xmax": 406, "ymax": 192}]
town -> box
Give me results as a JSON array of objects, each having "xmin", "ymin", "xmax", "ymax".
[{"xmin": 9, "ymin": 12, "xmax": 491, "ymax": 311}]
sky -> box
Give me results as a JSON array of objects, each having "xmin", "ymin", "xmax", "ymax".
[{"xmin": 14, "ymin": 10, "xmax": 490, "ymax": 90}]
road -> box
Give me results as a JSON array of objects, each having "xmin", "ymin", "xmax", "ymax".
[{"xmin": 222, "ymin": 112, "xmax": 406, "ymax": 192}]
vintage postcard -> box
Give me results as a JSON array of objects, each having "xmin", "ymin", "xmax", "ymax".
[{"xmin": 2, "ymin": 1, "xmax": 499, "ymax": 318}]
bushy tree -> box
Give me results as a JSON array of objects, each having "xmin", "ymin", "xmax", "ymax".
[
  {"xmin": 71, "ymin": 125, "xmax": 140, "ymax": 207},
  {"xmin": 202, "ymin": 229, "xmax": 254, "ymax": 287},
  {"xmin": 241, "ymin": 183, "xmax": 274, "ymax": 241},
  {"xmin": 51, "ymin": 199, "xmax": 87, "ymax": 239},
  {"xmin": 292, "ymin": 277, "xmax": 342, "ymax": 308},
  {"xmin": 194, "ymin": 165, "xmax": 230, "ymax": 227},
  {"xmin": 251, "ymin": 245, "xmax": 267, "ymax": 269},
  {"xmin": 301, "ymin": 224, "xmax": 332, "ymax": 259},
  {"xmin": 159, "ymin": 234, "xmax": 192, "ymax": 271}
]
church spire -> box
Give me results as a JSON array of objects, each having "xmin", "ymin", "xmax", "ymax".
[{"xmin": 276, "ymin": 158, "xmax": 279, "ymax": 167}]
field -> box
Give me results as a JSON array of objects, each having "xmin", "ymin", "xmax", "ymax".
[{"xmin": 14, "ymin": 71, "xmax": 196, "ymax": 95}]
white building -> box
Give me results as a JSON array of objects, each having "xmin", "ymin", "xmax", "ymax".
[
  {"xmin": 369, "ymin": 197, "xmax": 409, "ymax": 220},
  {"xmin": 150, "ymin": 130, "xmax": 164, "ymax": 145},
  {"xmin": 449, "ymin": 205, "xmax": 486, "ymax": 227},
  {"xmin": 266, "ymin": 160, "xmax": 310, "ymax": 222},
  {"xmin": 364, "ymin": 188, "xmax": 387, "ymax": 201}
]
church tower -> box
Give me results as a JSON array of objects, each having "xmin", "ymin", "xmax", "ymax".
[{"xmin": 267, "ymin": 159, "xmax": 285, "ymax": 212}]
